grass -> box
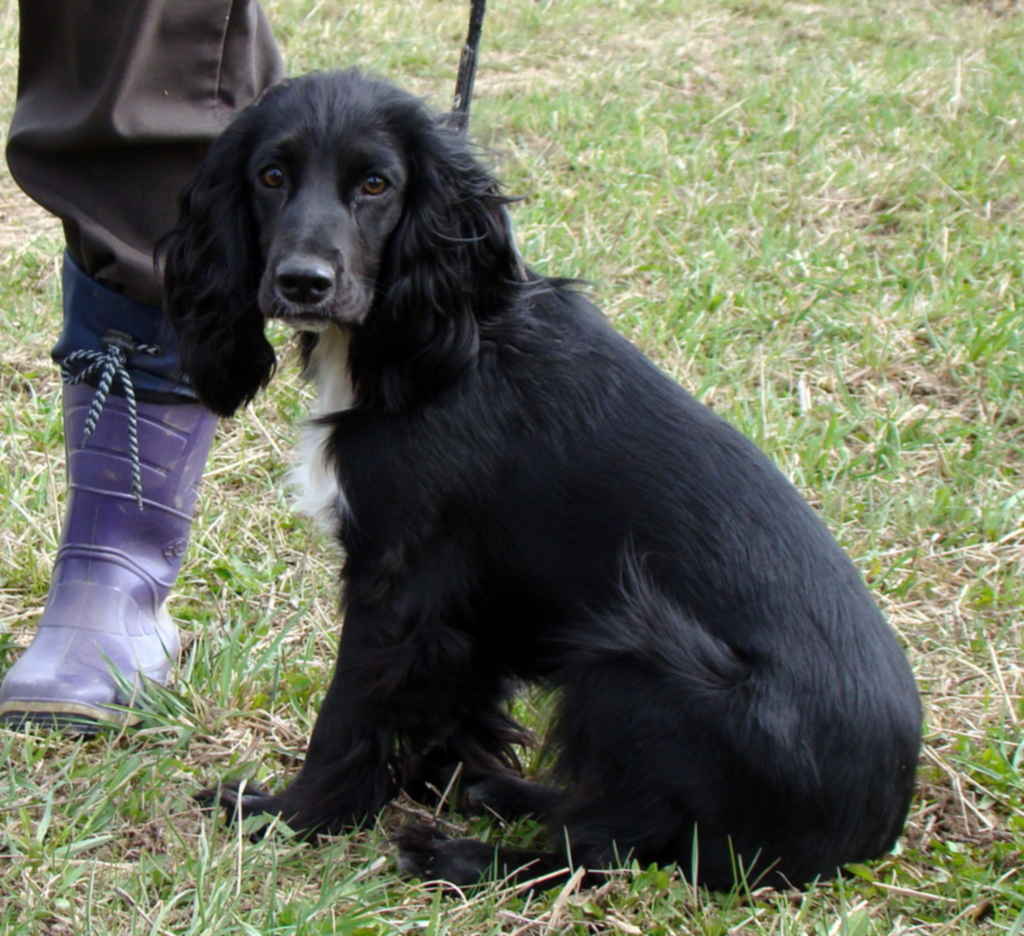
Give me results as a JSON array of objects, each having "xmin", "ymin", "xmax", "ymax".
[{"xmin": 1, "ymin": 0, "xmax": 1022, "ymax": 931}]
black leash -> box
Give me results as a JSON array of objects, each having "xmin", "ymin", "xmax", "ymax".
[
  {"xmin": 451, "ymin": 0, "xmax": 487, "ymax": 134},
  {"xmin": 449, "ymin": 0, "xmax": 527, "ymax": 281}
]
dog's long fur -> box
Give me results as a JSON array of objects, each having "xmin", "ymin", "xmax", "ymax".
[{"xmin": 162, "ymin": 69, "xmax": 921, "ymax": 891}]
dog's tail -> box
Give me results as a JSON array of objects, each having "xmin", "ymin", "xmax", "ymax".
[{"xmin": 566, "ymin": 547, "xmax": 752, "ymax": 695}]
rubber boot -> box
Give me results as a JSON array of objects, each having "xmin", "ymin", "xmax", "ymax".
[{"xmin": 0, "ymin": 383, "xmax": 217, "ymax": 732}]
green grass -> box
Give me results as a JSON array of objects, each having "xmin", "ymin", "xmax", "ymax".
[{"xmin": 2, "ymin": 0, "xmax": 1023, "ymax": 931}]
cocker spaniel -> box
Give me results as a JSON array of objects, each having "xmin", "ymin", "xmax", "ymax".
[{"xmin": 161, "ymin": 68, "xmax": 921, "ymax": 891}]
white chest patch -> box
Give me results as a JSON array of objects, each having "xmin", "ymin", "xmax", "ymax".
[{"xmin": 287, "ymin": 325, "xmax": 354, "ymax": 536}]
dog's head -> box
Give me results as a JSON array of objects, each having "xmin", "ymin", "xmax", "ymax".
[{"xmin": 160, "ymin": 68, "xmax": 522, "ymax": 416}]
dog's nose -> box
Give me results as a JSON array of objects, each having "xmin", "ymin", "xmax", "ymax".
[{"xmin": 276, "ymin": 257, "xmax": 335, "ymax": 305}]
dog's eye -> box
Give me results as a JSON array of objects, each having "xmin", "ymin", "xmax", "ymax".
[
  {"xmin": 361, "ymin": 174, "xmax": 389, "ymax": 196},
  {"xmin": 258, "ymin": 165, "xmax": 287, "ymax": 189}
]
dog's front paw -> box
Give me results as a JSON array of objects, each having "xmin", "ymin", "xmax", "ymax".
[
  {"xmin": 394, "ymin": 822, "xmax": 497, "ymax": 887},
  {"xmin": 393, "ymin": 822, "xmax": 449, "ymax": 878},
  {"xmin": 194, "ymin": 779, "xmax": 284, "ymax": 833}
]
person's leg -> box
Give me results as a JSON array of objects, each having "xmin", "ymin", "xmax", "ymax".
[{"xmin": 0, "ymin": 0, "xmax": 283, "ymax": 731}]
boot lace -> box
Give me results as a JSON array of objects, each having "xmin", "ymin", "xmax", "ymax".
[{"xmin": 60, "ymin": 330, "xmax": 161, "ymax": 510}]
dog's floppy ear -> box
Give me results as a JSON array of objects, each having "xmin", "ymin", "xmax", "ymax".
[
  {"xmin": 363, "ymin": 114, "xmax": 522, "ymax": 410},
  {"xmin": 159, "ymin": 119, "xmax": 276, "ymax": 417}
]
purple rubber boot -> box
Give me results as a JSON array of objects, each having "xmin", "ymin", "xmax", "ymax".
[{"xmin": 0, "ymin": 382, "xmax": 217, "ymax": 732}]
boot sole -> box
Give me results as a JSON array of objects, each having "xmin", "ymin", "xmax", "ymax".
[{"xmin": 0, "ymin": 699, "xmax": 141, "ymax": 736}]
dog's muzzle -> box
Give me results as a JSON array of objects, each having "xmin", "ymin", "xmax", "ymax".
[{"xmin": 265, "ymin": 255, "xmax": 371, "ymax": 330}]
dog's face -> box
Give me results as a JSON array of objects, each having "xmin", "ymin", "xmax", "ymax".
[
  {"xmin": 250, "ymin": 128, "xmax": 408, "ymax": 331},
  {"xmin": 162, "ymin": 69, "xmax": 521, "ymax": 416}
]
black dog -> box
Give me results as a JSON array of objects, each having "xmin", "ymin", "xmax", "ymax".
[{"xmin": 161, "ymin": 69, "xmax": 921, "ymax": 891}]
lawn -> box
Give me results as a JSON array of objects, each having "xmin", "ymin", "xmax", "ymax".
[{"xmin": 1, "ymin": 0, "xmax": 1022, "ymax": 932}]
